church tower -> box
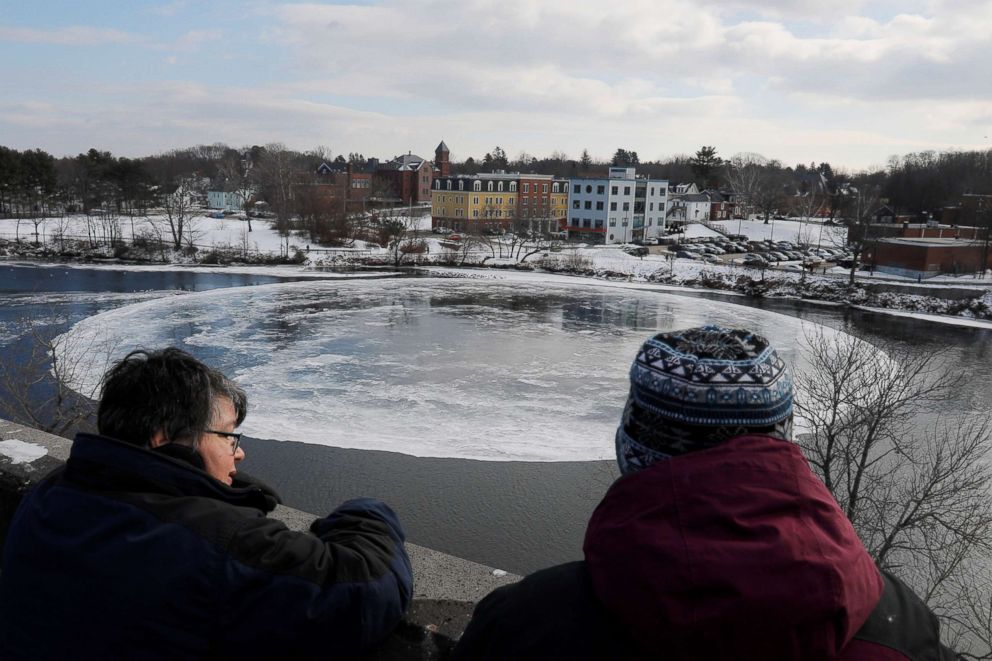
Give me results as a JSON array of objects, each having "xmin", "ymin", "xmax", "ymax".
[{"xmin": 435, "ymin": 140, "xmax": 450, "ymax": 178}]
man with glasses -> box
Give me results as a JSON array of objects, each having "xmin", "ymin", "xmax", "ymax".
[{"xmin": 0, "ymin": 347, "xmax": 412, "ymax": 659}]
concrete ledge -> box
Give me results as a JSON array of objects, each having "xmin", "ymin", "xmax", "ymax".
[{"xmin": 0, "ymin": 419, "xmax": 519, "ymax": 658}]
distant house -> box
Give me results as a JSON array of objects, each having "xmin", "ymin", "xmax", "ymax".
[
  {"xmin": 207, "ymin": 190, "xmax": 249, "ymax": 212},
  {"xmin": 671, "ymin": 182, "xmax": 699, "ymax": 196},
  {"xmin": 666, "ymin": 192, "xmax": 712, "ymax": 224}
]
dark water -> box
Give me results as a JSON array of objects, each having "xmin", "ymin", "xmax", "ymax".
[{"xmin": 1, "ymin": 262, "xmax": 990, "ymax": 574}]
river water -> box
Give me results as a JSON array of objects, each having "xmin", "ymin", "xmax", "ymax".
[{"xmin": 2, "ymin": 262, "xmax": 990, "ymax": 574}]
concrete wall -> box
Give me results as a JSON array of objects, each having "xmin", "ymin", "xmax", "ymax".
[{"xmin": 0, "ymin": 419, "xmax": 519, "ymax": 659}]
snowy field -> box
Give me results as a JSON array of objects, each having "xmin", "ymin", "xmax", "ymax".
[
  {"xmin": 710, "ymin": 218, "xmax": 848, "ymax": 246},
  {"xmin": 0, "ymin": 213, "xmax": 292, "ymax": 253}
]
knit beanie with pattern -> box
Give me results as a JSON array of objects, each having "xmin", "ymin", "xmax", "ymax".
[{"xmin": 616, "ymin": 325, "xmax": 794, "ymax": 474}]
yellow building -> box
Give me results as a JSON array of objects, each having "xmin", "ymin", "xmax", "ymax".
[{"xmin": 432, "ymin": 173, "xmax": 566, "ymax": 234}]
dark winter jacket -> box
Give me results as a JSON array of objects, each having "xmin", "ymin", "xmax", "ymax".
[
  {"xmin": 454, "ymin": 435, "xmax": 956, "ymax": 660},
  {"xmin": 0, "ymin": 433, "xmax": 413, "ymax": 660}
]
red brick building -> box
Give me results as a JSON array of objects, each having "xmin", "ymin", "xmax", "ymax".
[
  {"xmin": 307, "ymin": 162, "xmax": 373, "ymax": 213},
  {"xmin": 376, "ymin": 153, "xmax": 433, "ymax": 206},
  {"xmin": 863, "ymin": 237, "xmax": 992, "ymax": 279}
]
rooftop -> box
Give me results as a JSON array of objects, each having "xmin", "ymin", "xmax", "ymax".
[{"xmin": 879, "ymin": 237, "xmax": 985, "ymax": 247}]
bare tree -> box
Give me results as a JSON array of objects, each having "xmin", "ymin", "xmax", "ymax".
[
  {"xmin": 724, "ymin": 153, "xmax": 768, "ymax": 219},
  {"xmin": 0, "ymin": 321, "xmax": 115, "ymax": 437},
  {"xmin": 833, "ymin": 184, "xmax": 884, "ymax": 285},
  {"xmin": 796, "ymin": 327, "xmax": 992, "ymax": 656},
  {"xmin": 161, "ymin": 176, "xmax": 198, "ymax": 251}
]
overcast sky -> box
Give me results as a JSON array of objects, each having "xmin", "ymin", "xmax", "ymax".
[{"xmin": 1, "ymin": 0, "xmax": 989, "ymax": 171}]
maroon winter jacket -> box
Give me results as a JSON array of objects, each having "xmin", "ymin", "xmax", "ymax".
[
  {"xmin": 584, "ymin": 434, "xmax": 884, "ymax": 660},
  {"xmin": 454, "ymin": 434, "xmax": 955, "ymax": 660}
]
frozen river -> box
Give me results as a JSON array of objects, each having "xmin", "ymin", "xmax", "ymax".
[
  {"xmin": 60, "ymin": 276, "xmax": 847, "ymax": 462},
  {"xmin": 3, "ymin": 263, "xmax": 990, "ymax": 573}
]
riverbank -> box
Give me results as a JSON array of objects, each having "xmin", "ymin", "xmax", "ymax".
[{"xmin": 4, "ymin": 232, "xmax": 991, "ymax": 327}]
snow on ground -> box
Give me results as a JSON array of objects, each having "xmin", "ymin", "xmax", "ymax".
[
  {"xmin": 682, "ymin": 223, "xmax": 724, "ymax": 239},
  {"xmin": 710, "ymin": 218, "xmax": 847, "ymax": 246},
  {"xmin": 0, "ymin": 440, "xmax": 48, "ymax": 465},
  {"xmin": 0, "ymin": 213, "xmax": 295, "ymax": 254}
]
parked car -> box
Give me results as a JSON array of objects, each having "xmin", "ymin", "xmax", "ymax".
[
  {"xmin": 623, "ymin": 245, "xmax": 649, "ymax": 256},
  {"xmin": 433, "ymin": 227, "xmax": 453, "ymax": 235},
  {"xmin": 676, "ymin": 250, "xmax": 701, "ymax": 260},
  {"xmin": 743, "ymin": 255, "xmax": 768, "ymax": 267}
]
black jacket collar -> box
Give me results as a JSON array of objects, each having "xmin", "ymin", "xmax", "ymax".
[{"xmin": 65, "ymin": 433, "xmax": 280, "ymax": 512}]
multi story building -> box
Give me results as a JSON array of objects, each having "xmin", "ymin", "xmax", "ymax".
[
  {"xmin": 376, "ymin": 153, "xmax": 433, "ymax": 205},
  {"xmin": 431, "ymin": 172, "xmax": 567, "ymax": 235},
  {"xmin": 566, "ymin": 167, "xmax": 669, "ymax": 244}
]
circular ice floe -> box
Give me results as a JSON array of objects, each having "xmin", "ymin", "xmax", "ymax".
[{"xmin": 58, "ymin": 277, "xmax": 850, "ymax": 462}]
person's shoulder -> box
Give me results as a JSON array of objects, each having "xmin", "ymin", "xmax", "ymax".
[
  {"xmin": 453, "ymin": 561, "xmax": 634, "ymax": 661},
  {"xmin": 844, "ymin": 570, "xmax": 959, "ymax": 660}
]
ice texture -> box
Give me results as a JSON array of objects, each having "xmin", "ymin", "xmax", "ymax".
[{"xmin": 57, "ymin": 277, "xmax": 848, "ymax": 461}]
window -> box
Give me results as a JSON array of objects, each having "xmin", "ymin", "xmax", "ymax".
[
  {"xmin": 595, "ymin": 219, "xmax": 603, "ymax": 229},
  {"xmin": 597, "ymin": 185, "xmax": 605, "ymax": 194},
  {"xmin": 474, "ymin": 181, "xmax": 481, "ymax": 191},
  {"xmin": 586, "ymin": 185, "xmax": 592, "ymax": 194},
  {"xmin": 456, "ymin": 209, "xmax": 463, "ymax": 217},
  {"xmin": 596, "ymin": 201, "xmax": 604, "ymax": 210},
  {"xmin": 473, "ymin": 197, "xmax": 479, "ymax": 204},
  {"xmin": 459, "ymin": 181, "xmax": 464, "ymax": 191},
  {"xmin": 610, "ymin": 202, "xmax": 617, "ymax": 211},
  {"xmin": 573, "ymin": 200, "xmax": 580, "ymax": 209},
  {"xmin": 486, "ymin": 197, "xmax": 492, "ymax": 204},
  {"xmin": 623, "ymin": 202, "xmax": 630, "ymax": 211},
  {"xmin": 624, "ymin": 186, "xmax": 631, "ymax": 195},
  {"xmin": 584, "ymin": 201, "xmax": 592, "ymax": 210},
  {"xmin": 543, "ymin": 184, "xmax": 548, "ymax": 193},
  {"xmin": 650, "ymin": 187, "xmax": 655, "ymax": 196},
  {"xmin": 659, "ymin": 187, "xmax": 667, "ymax": 196},
  {"xmin": 523, "ymin": 183, "xmax": 530, "ymax": 193},
  {"xmin": 523, "ymin": 198, "xmax": 529, "ymax": 205},
  {"xmin": 498, "ymin": 182, "xmax": 504, "ymax": 192},
  {"xmin": 488, "ymin": 182, "xmax": 494, "ymax": 192},
  {"xmin": 510, "ymin": 182, "xmax": 517, "ymax": 192},
  {"xmin": 611, "ymin": 186, "xmax": 618, "ymax": 195},
  {"xmin": 649, "ymin": 203, "xmax": 653, "ymax": 211},
  {"xmin": 573, "ymin": 184, "xmax": 581, "ymax": 194},
  {"xmin": 434, "ymin": 180, "xmax": 441, "ymax": 189},
  {"xmin": 583, "ymin": 219, "xmax": 591, "ymax": 228},
  {"xmin": 609, "ymin": 219, "xmax": 617, "ymax": 227},
  {"xmin": 552, "ymin": 183, "xmax": 559, "ymax": 192},
  {"xmin": 497, "ymin": 197, "xmax": 503, "ymax": 204},
  {"xmin": 647, "ymin": 218, "xmax": 652, "ymax": 226},
  {"xmin": 446, "ymin": 181, "xmax": 452, "ymax": 190},
  {"xmin": 473, "ymin": 210, "xmax": 479, "ymax": 217}
]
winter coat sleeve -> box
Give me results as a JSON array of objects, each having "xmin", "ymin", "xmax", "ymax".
[{"xmin": 220, "ymin": 497, "xmax": 413, "ymax": 659}]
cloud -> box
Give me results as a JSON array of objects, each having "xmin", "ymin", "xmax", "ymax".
[
  {"xmin": 0, "ymin": 25, "xmax": 139, "ymax": 46},
  {"xmin": 148, "ymin": 0, "xmax": 189, "ymax": 16}
]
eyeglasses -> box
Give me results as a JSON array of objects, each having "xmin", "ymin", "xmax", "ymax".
[{"xmin": 205, "ymin": 429, "xmax": 242, "ymax": 455}]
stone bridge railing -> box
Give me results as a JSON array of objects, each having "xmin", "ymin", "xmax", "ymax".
[{"xmin": 0, "ymin": 418, "xmax": 519, "ymax": 660}]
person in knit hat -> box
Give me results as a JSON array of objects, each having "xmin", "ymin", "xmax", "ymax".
[
  {"xmin": 454, "ymin": 326, "xmax": 957, "ymax": 661},
  {"xmin": 615, "ymin": 325, "xmax": 794, "ymax": 471}
]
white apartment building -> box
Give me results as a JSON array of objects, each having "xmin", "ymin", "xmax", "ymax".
[{"xmin": 566, "ymin": 167, "xmax": 669, "ymax": 244}]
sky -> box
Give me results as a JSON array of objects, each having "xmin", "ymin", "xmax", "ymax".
[{"xmin": 1, "ymin": 0, "xmax": 990, "ymax": 171}]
